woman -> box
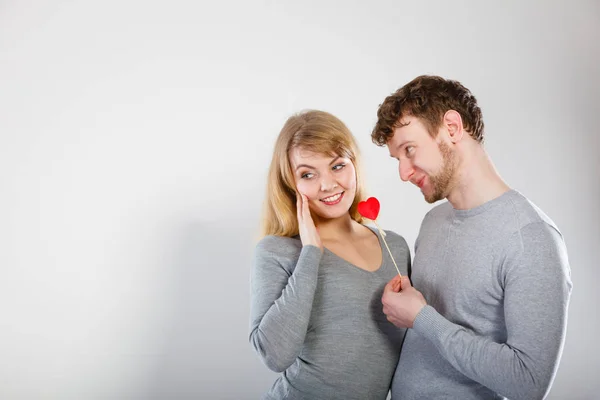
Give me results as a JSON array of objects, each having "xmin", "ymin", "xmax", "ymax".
[{"xmin": 249, "ymin": 110, "xmax": 410, "ymax": 399}]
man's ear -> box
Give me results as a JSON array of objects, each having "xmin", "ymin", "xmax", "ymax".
[{"xmin": 442, "ymin": 110, "xmax": 464, "ymax": 144}]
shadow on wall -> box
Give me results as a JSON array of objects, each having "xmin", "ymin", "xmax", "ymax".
[{"xmin": 140, "ymin": 216, "xmax": 265, "ymax": 399}]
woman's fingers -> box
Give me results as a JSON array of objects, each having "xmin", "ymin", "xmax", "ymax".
[
  {"xmin": 302, "ymin": 194, "xmax": 310, "ymax": 219},
  {"xmin": 296, "ymin": 191, "xmax": 302, "ymax": 220}
]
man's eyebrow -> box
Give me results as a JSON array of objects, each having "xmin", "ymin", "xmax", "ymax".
[
  {"xmin": 389, "ymin": 141, "xmax": 410, "ymax": 157},
  {"xmin": 396, "ymin": 140, "xmax": 410, "ymax": 151}
]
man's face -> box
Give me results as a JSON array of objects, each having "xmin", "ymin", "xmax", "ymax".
[{"xmin": 387, "ymin": 116, "xmax": 457, "ymax": 203}]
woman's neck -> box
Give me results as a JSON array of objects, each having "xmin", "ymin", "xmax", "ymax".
[{"xmin": 313, "ymin": 213, "xmax": 357, "ymax": 242}]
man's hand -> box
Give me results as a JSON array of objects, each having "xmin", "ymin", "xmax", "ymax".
[{"xmin": 382, "ymin": 275, "xmax": 427, "ymax": 328}]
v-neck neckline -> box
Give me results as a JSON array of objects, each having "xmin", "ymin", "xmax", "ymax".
[{"xmin": 323, "ymin": 225, "xmax": 385, "ymax": 274}]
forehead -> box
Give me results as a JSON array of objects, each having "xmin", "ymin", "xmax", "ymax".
[
  {"xmin": 289, "ymin": 147, "xmax": 338, "ymax": 166},
  {"xmin": 388, "ymin": 116, "xmax": 432, "ymax": 150}
]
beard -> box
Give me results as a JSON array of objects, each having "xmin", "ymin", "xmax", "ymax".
[{"xmin": 424, "ymin": 141, "xmax": 457, "ymax": 203}]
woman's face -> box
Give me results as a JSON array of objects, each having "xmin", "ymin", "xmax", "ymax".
[{"xmin": 289, "ymin": 147, "xmax": 356, "ymax": 221}]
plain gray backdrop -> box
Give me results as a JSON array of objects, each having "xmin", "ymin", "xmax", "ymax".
[{"xmin": 1, "ymin": 0, "xmax": 598, "ymax": 399}]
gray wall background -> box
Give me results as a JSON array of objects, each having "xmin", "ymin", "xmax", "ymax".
[{"xmin": 1, "ymin": 0, "xmax": 598, "ymax": 398}]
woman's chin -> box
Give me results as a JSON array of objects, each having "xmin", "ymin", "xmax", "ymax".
[{"xmin": 312, "ymin": 204, "xmax": 352, "ymax": 221}]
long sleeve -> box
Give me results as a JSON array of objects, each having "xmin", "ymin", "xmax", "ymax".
[
  {"xmin": 412, "ymin": 222, "xmax": 572, "ymax": 400},
  {"xmin": 249, "ymin": 236, "xmax": 323, "ymax": 373}
]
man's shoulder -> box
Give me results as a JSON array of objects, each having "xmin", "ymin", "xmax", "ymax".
[
  {"xmin": 503, "ymin": 190, "xmax": 561, "ymax": 234},
  {"xmin": 423, "ymin": 201, "xmax": 453, "ymax": 222}
]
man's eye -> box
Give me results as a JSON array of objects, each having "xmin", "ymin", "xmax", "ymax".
[{"xmin": 405, "ymin": 146, "xmax": 415, "ymax": 156}]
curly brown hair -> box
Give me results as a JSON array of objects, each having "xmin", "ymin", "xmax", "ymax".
[{"xmin": 371, "ymin": 75, "xmax": 485, "ymax": 146}]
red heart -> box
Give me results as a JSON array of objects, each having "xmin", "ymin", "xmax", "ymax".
[{"xmin": 357, "ymin": 197, "xmax": 380, "ymax": 220}]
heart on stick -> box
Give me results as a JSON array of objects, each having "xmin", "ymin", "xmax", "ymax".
[
  {"xmin": 357, "ymin": 196, "xmax": 401, "ymax": 277},
  {"xmin": 357, "ymin": 197, "xmax": 380, "ymax": 220}
]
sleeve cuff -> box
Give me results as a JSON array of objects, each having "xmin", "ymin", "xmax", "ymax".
[
  {"xmin": 300, "ymin": 244, "xmax": 323, "ymax": 259},
  {"xmin": 295, "ymin": 245, "xmax": 323, "ymax": 275},
  {"xmin": 413, "ymin": 305, "xmax": 451, "ymax": 345}
]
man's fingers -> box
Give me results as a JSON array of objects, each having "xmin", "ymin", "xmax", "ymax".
[
  {"xmin": 385, "ymin": 275, "xmax": 402, "ymax": 293},
  {"xmin": 400, "ymin": 276, "xmax": 412, "ymax": 289},
  {"xmin": 383, "ymin": 279, "xmax": 395, "ymax": 294}
]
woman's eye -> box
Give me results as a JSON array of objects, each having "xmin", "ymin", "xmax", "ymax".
[
  {"xmin": 301, "ymin": 172, "xmax": 314, "ymax": 179},
  {"xmin": 332, "ymin": 163, "xmax": 346, "ymax": 171}
]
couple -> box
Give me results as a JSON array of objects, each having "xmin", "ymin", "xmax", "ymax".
[{"xmin": 249, "ymin": 75, "xmax": 572, "ymax": 400}]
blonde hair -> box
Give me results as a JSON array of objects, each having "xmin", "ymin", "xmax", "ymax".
[{"xmin": 261, "ymin": 110, "xmax": 365, "ymax": 237}]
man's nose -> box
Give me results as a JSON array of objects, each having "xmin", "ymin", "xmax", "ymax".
[{"xmin": 399, "ymin": 161, "xmax": 414, "ymax": 182}]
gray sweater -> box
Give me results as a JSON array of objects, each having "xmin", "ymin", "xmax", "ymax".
[
  {"xmin": 250, "ymin": 227, "xmax": 410, "ymax": 399},
  {"xmin": 392, "ymin": 190, "xmax": 572, "ymax": 400}
]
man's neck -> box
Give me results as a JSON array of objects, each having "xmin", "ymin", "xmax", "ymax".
[{"xmin": 446, "ymin": 145, "xmax": 510, "ymax": 210}]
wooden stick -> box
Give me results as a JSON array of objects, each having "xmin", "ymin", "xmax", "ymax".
[
  {"xmin": 374, "ymin": 220, "xmax": 386, "ymax": 236},
  {"xmin": 373, "ymin": 220, "xmax": 401, "ymax": 277}
]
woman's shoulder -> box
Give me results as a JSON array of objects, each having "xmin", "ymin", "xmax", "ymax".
[
  {"xmin": 360, "ymin": 223, "xmax": 409, "ymax": 251},
  {"xmin": 381, "ymin": 229, "xmax": 410, "ymax": 249},
  {"xmin": 381, "ymin": 229, "xmax": 406, "ymax": 240},
  {"xmin": 255, "ymin": 234, "xmax": 303, "ymax": 257}
]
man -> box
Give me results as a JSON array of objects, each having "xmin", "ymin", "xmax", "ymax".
[{"xmin": 372, "ymin": 75, "xmax": 572, "ymax": 400}]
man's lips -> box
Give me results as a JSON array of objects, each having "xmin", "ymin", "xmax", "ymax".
[{"xmin": 414, "ymin": 177, "xmax": 425, "ymax": 188}]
